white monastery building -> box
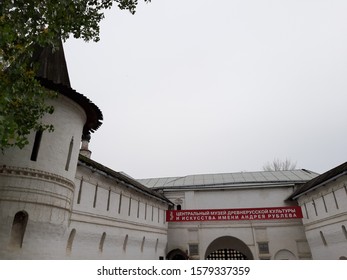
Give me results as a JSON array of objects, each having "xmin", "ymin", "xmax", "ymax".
[{"xmin": 0, "ymin": 44, "xmax": 346, "ymax": 260}]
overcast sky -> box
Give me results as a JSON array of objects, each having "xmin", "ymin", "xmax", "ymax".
[{"xmin": 64, "ymin": 0, "xmax": 347, "ymax": 179}]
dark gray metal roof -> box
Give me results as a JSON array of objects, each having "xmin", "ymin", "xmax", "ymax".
[
  {"xmin": 137, "ymin": 169, "xmax": 319, "ymax": 190},
  {"xmin": 289, "ymin": 162, "xmax": 347, "ymax": 200}
]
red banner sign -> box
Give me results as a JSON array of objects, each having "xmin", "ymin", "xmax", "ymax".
[{"xmin": 166, "ymin": 206, "xmax": 303, "ymax": 222}]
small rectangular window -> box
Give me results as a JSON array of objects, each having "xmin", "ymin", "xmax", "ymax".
[
  {"xmin": 258, "ymin": 242, "xmax": 269, "ymax": 254},
  {"xmin": 189, "ymin": 244, "xmax": 199, "ymax": 255}
]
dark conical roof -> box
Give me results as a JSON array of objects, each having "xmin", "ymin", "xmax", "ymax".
[
  {"xmin": 32, "ymin": 40, "xmax": 103, "ymax": 135},
  {"xmin": 32, "ymin": 40, "xmax": 71, "ymax": 87}
]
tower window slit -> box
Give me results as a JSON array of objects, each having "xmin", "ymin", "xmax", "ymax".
[
  {"xmin": 65, "ymin": 137, "xmax": 74, "ymax": 171},
  {"xmin": 30, "ymin": 130, "xmax": 43, "ymax": 161}
]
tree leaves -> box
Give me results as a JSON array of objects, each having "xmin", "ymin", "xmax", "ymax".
[{"xmin": 0, "ymin": 0, "xmax": 148, "ymax": 150}]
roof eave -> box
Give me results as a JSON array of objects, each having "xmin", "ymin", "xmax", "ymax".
[
  {"xmin": 289, "ymin": 171, "xmax": 347, "ymax": 200},
  {"xmin": 78, "ymin": 155, "xmax": 172, "ymax": 205}
]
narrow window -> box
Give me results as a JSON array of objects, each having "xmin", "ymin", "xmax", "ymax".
[
  {"xmin": 163, "ymin": 209, "xmax": 166, "ymax": 224},
  {"xmin": 151, "ymin": 205, "xmax": 154, "ymax": 221},
  {"xmin": 65, "ymin": 137, "xmax": 74, "ymax": 171},
  {"xmin": 10, "ymin": 211, "xmax": 28, "ymax": 248},
  {"xmin": 342, "ymin": 225, "xmax": 347, "ymax": 240},
  {"xmin": 320, "ymin": 231, "xmax": 327, "ymax": 246},
  {"xmin": 157, "ymin": 207, "xmax": 160, "ymax": 223},
  {"xmin": 66, "ymin": 229, "xmax": 76, "ymax": 254},
  {"xmin": 77, "ymin": 178, "xmax": 83, "ymax": 204},
  {"xmin": 137, "ymin": 200, "xmax": 140, "ymax": 218},
  {"xmin": 141, "ymin": 236, "xmax": 145, "ymax": 252},
  {"xmin": 128, "ymin": 197, "xmax": 132, "ymax": 216},
  {"xmin": 99, "ymin": 232, "xmax": 106, "ymax": 253},
  {"xmin": 332, "ymin": 191, "xmax": 339, "ymax": 209},
  {"xmin": 322, "ymin": 196, "xmax": 328, "ymax": 213},
  {"xmin": 177, "ymin": 204, "xmax": 182, "ymax": 210},
  {"xmin": 304, "ymin": 203, "xmax": 309, "ymax": 219},
  {"xmin": 144, "ymin": 202, "xmax": 147, "ymax": 220},
  {"xmin": 344, "ymin": 184, "xmax": 347, "ymax": 196},
  {"xmin": 155, "ymin": 238, "xmax": 159, "ymax": 253},
  {"xmin": 30, "ymin": 130, "xmax": 43, "ymax": 161},
  {"xmin": 312, "ymin": 200, "xmax": 318, "ymax": 216},
  {"xmin": 123, "ymin": 234, "xmax": 128, "ymax": 252},
  {"xmin": 93, "ymin": 184, "xmax": 98, "ymax": 208},
  {"xmin": 107, "ymin": 189, "xmax": 111, "ymax": 211},
  {"xmin": 118, "ymin": 193, "xmax": 122, "ymax": 214}
]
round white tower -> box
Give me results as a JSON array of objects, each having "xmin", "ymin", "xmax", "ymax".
[{"xmin": 0, "ymin": 42, "xmax": 102, "ymax": 259}]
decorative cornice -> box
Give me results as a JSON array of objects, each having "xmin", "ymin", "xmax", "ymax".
[{"xmin": 0, "ymin": 165, "xmax": 75, "ymax": 191}]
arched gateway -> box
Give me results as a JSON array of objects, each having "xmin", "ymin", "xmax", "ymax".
[
  {"xmin": 205, "ymin": 236, "xmax": 253, "ymax": 260},
  {"xmin": 166, "ymin": 249, "xmax": 189, "ymax": 260}
]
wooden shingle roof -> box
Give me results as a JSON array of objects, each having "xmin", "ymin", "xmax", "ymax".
[{"xmin": 33, "ymin": 40, "xmax": 103, "ymax": 135}]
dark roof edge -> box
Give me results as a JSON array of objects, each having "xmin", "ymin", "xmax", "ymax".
[
  {"xmin": 150, "ymin": 181, "xmax": 304, "ymax": 191},
  {"xmin": 78, "ymin": 154, "xmax": 172, "ymax": 205},
  {"xmin": 33, "ymin": 41, "xmax": 103, "ymax": 135},
  {"xmin": 38, "ymin": 78, "xmax": 103, "ymax": 135},
  {"xmin": 288, "ymin": 162, "xmax": 347, "ymax": 200}
]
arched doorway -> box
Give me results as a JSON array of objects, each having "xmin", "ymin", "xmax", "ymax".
[
  {"xmin": 166, "ymin": 249, "xmax": 189, "ymax": 260},
  {"xmin": 205, "ymin": 236, "xmax": 253, "ymax": 260}
]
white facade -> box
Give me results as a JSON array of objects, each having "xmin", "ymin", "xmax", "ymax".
[
  {"xmin": 0, "ymin": 43, "xmax": 171, "ymax": 260},
  {"xmin": 0, "ymin": 92, "xmax": 171, "ymax": 260},
  {"xmin": 290, "ymin": 162, "xmax": 347, "ymax": 260},
  {"xmin": 139, "ymin": 171, "xmax": 317, "ymax": 260},
  {"xmin": 66, "ymin": 159, "xmax": 169, "ymax": 260},
  {"xmin": 0, "ymin": 94, "xmax": 86, "ymax": 259}
]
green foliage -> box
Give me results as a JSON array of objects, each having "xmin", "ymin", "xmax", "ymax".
[{"xmin": 0, "ymin": 0, "xmax": 148, "ymax": 150}]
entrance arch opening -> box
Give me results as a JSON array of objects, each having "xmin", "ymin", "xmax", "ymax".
[
  {"xmin": 205, "ymin": 236, "xmax": 253, "ymax": 260},
  {"xmin": 166, "ymin": 249, "xmax": 188, "ymax": 260}
]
